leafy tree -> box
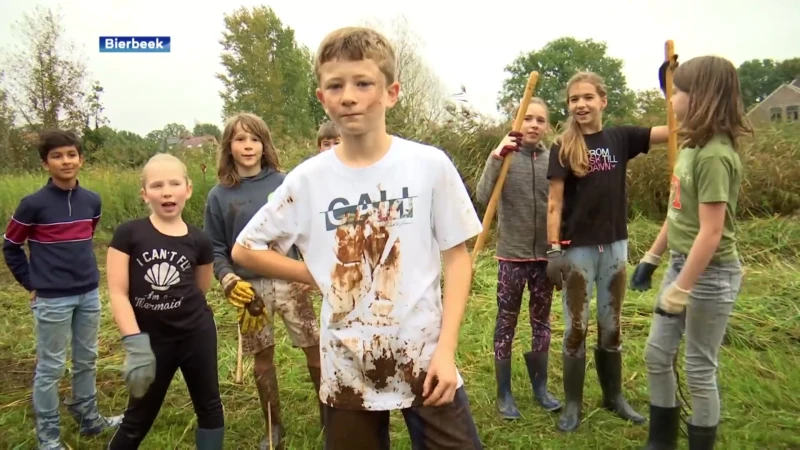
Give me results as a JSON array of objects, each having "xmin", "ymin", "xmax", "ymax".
[
  {"xmin": 498, "ymin": 37, "xmax": 635, "ymax": 125},
  {"xmin": 738, "ymin": 58, "xmax": 800, "ymax": 109},
  {"xmin": 217, "ymin": 6, "xmax": 317, "ymax": 138},
  {"xmin": 80, "ymin": 82, "xmax": 109, "ymax": 155},
  {"xmin": 192, "ymin": 122, "xmax": 221, "ymax": 140},
  {"xmin": 162, "ymin": 123, "xmax": 190, "ymax": 139},
  {"xmin": 3, "ymin": 6, "xmax": 94, "ymax": 131}
]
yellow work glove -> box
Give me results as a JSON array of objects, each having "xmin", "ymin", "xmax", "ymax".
[
  {"xmin": 659, "ymin": 282, "xmax": 691, "ymax": 314},
  {"xmin": 222, "ymin": 274, "xmax": 255, "ymax": 308},
  {"xmin": 237, "ymin": 293, "xmax": 269, "ymax": 334}
]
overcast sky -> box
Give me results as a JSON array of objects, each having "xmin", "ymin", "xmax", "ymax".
[{"xmin": 1, "ymin": 0, "xmax": 798, "ymax": 136}]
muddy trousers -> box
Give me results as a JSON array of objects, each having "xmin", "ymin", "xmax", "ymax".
[
  {"xmin": 494, "ymin": 260, "xmax": 554, "ymax": 360},
  {"xmin": 108, "ymin": 323, "xmax": 224, "ymax": 449},
  {"xmin": 559, "ymin": 240, "xmax": 642, "ymax": 431},
  {"xmin": 323, "ymin": 387, "xmax": 482, "ymax": 450},
  {"xmin": 561, "ymin": 240, "xmax": 628, "ymax": 356},
  {"xmin": 645, "ymin": 252, "xmax": 742, "ymax": 428}
]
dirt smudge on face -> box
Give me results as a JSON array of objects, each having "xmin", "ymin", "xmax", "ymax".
[
  {"xmin": 606, "ymin": 266, "xmax": 626, "ymax": 349},
  {"xmin": 565, "ymin": 269, "xmax": 587, "ymax": 357}
]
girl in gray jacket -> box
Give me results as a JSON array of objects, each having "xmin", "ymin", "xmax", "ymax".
[{"xmin": 476, "ymin": 98, "xmax": 560, "ymax": 420}]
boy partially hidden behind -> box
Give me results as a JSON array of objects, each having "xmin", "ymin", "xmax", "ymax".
[
  {"xmin": 317, "ymin": 120, "xmax": 340, "ymax": 152},
  {"xmin": 2, "ymin": 130, "xmax": 122, "ymax": 450},
  {"xmin": 232, "ymin": 27, "xmax": 484, "ymax": 449}
]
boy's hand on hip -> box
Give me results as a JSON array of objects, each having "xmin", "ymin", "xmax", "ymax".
[
  {"xmin": 422, "ymin": 347, "xmax": 458, "ymax": 407},
  {"xmin": 122, "ymin": 333, "xmax": 157, "ymax": 399}
]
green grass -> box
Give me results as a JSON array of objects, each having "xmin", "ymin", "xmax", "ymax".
[{"xmin": 1, "ymin": 219, "xmax": 799, "ymax": 449}]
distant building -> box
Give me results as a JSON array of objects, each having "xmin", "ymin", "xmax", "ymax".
[{"xmin": 747, "ymin": 78, "xmax": 800, "ymax": 126}]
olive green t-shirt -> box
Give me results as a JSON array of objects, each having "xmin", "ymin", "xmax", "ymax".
[{"xmin": 667, "ymin": 135, "xmax": 742, "ymax": 263}]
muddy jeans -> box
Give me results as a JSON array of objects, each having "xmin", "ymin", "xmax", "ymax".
[
  {"xmin": 31, "ymin": 289, "xmax": 103, "ymax": 448},
  {"xmin": 561, "ymin": 240, "xmax": 628, "ymax": 358},
  {"xmin": 324, "ymin": 387, "xmax": 482, "ymax": 450},
  {"xmin": 645, "ymin": 252, "xmax": 743, "ymax": 427},
  {"xmin": 494, "ymin": 260, "xmax": 554, "ymax": 359}
]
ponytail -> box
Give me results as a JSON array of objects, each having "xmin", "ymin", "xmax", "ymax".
[{"xmin": 555, "ymin": 116, "xmax": 590, "ymax": 177}]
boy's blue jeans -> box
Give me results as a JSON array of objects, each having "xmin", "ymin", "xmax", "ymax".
[{"xmin": 32, "ymin": 288, "xmax": 107, "ymax": 447}]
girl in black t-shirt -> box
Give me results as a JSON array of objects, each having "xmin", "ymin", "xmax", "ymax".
[
  {"xmin": 106, "ymin": 153, "xmax": 224, "ymax": 450},
  {"xmin": 545, "ymin": 71, "xmax": 669, "ymax": 432}
]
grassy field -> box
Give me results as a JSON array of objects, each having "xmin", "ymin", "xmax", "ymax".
[{"xmin": 1, "ymin": 218, "xmax": 799, "ymax": 449}]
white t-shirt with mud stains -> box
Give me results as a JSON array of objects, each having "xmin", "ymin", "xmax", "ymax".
[{"xmin": 235, "ymin": 136, "xmax": 482, "ymax": 411}]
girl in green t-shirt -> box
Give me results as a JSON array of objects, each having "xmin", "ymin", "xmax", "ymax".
[{"xmin": 632, "ymin": 55, "xmax": 753, "ymax": 450}]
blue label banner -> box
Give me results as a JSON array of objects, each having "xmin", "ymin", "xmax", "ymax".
[{"xmin": 99, "ymin": 36, "xmax": 171, "ymax": 53}]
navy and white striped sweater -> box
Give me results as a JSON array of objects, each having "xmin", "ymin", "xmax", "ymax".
[{"xmin": 2, "ymin": 178, "xmax": 102, "ymax": 299}]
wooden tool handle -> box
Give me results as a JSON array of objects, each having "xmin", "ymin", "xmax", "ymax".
[
  {"xmin": 470, "ymin": 71, "xmax": 540, "ymax": 265},
  {"xmin": 235, "ymin": 327, "xmax": 244, "ymax": 384},
  {"xmin": 665, "ymin": 40, "xmax": 678, "ymax": 179}
]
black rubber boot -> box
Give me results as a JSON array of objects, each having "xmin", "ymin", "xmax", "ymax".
[
  {"xmin": 688, "ymin": 423, "xmax": 717, "ymax": 450},
  {"xmin": 523, "ymin": 351, "xmax": 561, "ymax": 412},
  {"xmin": 594, "ymin": 347, "xmax": 645, "ymax": 424},
  {"xmin": 494, "ymin": 359, "xmax": 521, "ymax": 419},
  {"xmin": 643, "ymin": 405, "xmax": 680, "ymax": 449},
  {"xmin": 308, "ymin": 365, "xmax": 325, "ymax": 428},
  {"xmin": 196, "ymin": 427, "xmax": 224, "ymax": 450},
  {"xmin": 557, "ymin": 355, "xmax": 585, "ymax": 432}
]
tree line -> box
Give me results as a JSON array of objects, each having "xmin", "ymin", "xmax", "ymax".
[{"xmin": 0, "ymin": 5, "xmax": 797, "ymax": 172}]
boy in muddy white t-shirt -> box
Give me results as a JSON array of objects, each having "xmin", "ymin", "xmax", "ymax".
[{"xmin": 231, "ymin": 26, "xmax": 484, "ymax": 450}]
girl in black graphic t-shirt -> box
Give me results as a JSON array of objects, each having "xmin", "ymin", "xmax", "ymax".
[
  {"xmin": 544, "ymin": 71, "xmax": 669, "ymax": 433},
  {"xmin": 106, "ymin": 154, "xmax": 224, "ymax": 450}
]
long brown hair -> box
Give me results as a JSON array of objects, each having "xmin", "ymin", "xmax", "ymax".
[
  {"xmin": 673, "ymin": 56, "xmax": 753, "ymax": 150},
  {"xmin": 217, "ymin": 113, "xmax": 281, "ymax": 188},
  {"xmin": 553, "ymin": 72, "xmax": 608, "ymax": 177}
]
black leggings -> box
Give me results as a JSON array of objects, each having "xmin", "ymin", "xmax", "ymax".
[{"xmin": 108, "ymin": 322, "xmax": 224, "ymax": 449}]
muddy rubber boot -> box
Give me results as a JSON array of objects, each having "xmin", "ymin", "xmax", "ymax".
[
  {"xmin": 256, "ymin": 365, "xmax": 284, "ymax": 450},
  {"xmin": 643, "ymin": 405, "xmax": 680, "ymax": 450},
  {"xmin": 494, "ymin": 359, "xmax": 521, "ymax": 419},
  {"xmin": 523, "ymin": 351, "xmax": 562, "ymax": 412},
  {"xmin": 558, "ymin": 355, "xmax": 585, "ymax": 432},
  {"xmin": 308, "ymin": 365, "xmax": 325, "ymax": 428},
  {"xmin": 687, "ymin": 423, "xmax": 717, "ymax": 450},
  {"xmin": 594, "ymin": 347, "xmax": 645, "ymax": 424},
  {"xmin": 196, "ymin": 427, "xmax": 224, "ymax": 450}
]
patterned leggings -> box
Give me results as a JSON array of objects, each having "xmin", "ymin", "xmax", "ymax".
[{"xmin": 494, "ymin": 260, "xmax": 554, "ymax": 360}]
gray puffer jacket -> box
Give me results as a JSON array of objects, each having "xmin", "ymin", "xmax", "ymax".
[{"xmin": 476, "ymin": 143, "xmax": 550, "ymax": 260}]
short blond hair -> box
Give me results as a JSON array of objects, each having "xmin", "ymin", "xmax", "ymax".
[
  {"xmin": 314, "ymin": 27, "xmax": 396, "ymax": 85},
  {"xmin": 141, "ymin": 153, "xmax": 190, "ymax": 187}
]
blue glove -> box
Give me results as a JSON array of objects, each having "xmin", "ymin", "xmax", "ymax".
[
  {"xmin": 630, "ymin": 252, "xmax": 661, "ymax": 291},
  {"xmin": 659, "ymin": 55, "xmax": 679, "ymax": 96}
]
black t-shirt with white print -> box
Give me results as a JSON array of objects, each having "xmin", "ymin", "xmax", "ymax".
[
  {"xmin": 109, "ymin": 217, "xmax": 215, "ymax": 341},
  {"xmin": 547, "ymin": 126, "xmax": 652, "ymax": 247}
]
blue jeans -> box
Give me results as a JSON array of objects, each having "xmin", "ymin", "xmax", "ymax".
[
  {"xmin": 561, "ymin": 240, "xmax": 628, "ymax": 358},
  {"xmin": 32, "ymin": 288, "xmax": 105, "ymax": 447},
  {"xmin": 645, "ymin": 252, "xmax": 743, "ymax": 427}
]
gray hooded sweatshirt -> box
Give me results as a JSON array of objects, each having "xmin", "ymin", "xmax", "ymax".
[
  {"xmin": 476, "ymin": 143, "xmax": 550, "ymax": 260},
  {"xmin": 203, "ymin": 167, "xmax": 299, "ymax": 282}
]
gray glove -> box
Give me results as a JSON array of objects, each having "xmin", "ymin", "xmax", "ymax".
[
  {"xmin": 122, "ymin": 333, "xmax": 156, "ymax": 398},
  {"xmin": 546, "ymin": 248, "xmax": 571, "ymax": 291}
]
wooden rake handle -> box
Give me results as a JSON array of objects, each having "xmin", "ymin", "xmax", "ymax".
[
  {"xmin": 665, "ymin": 40, "xmax": 678, "ymax": 179},
  {"xmin": 470, "ymin": 71, "xmax": 540, "ymax": 265}
]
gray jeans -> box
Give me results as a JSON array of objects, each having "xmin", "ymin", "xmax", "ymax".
[{"xmin": 644, "ymin": 252, "xmax": 743, "ymax": 427}]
